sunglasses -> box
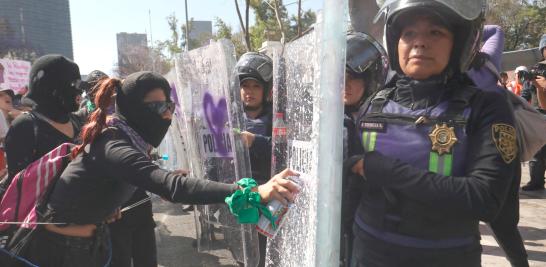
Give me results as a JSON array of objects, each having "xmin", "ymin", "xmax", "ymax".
[{"xmin": 144, "ymin": 101, "xmax": 175, "ymax": 115}]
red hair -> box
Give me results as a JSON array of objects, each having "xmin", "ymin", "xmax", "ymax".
[{"xmin": 72, "ymin": 78, "xmax": 121, "ymax": 157}]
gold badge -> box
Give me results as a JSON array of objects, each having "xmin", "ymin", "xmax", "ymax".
[
  {"xmin": 429, "ymin": 123, "xmax": 458, "ymax": 155},
  {"xmin": 492, "ymin": 124, "xmax": 517, "ymax": 163}
]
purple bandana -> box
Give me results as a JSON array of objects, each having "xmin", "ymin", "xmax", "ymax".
[{"xmin": 107, "ymin": 115, "xmax": 151, "ymax": 157}]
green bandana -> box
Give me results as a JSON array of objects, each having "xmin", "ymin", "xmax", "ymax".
[{"xmin": 225, "ymin": 178, "xmax": 277, "ymax": 229}]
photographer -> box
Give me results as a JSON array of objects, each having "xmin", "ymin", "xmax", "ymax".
[
  {"xmin": 522, "ymin": 34, "xmax": 546, "ymax": 191},
  {"xmin": 535, "ymin": 34, "xmax": 546, "ymax": 111}
]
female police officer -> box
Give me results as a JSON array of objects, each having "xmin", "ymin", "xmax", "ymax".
[{"xmin": 348, "ymin": 0, "xmax": 517, "ymax": 266}]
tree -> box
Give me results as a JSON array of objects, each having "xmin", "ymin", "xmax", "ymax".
[
  {"xmin": 115, "ymin": 45, "xmax": 171, "ymax": 77},
  {"xmin": 214, "ymin": 17, "xmax": 247, "ymax": 57},
  {"xmin": 247, "ymin": 0, "xmax": 316, "ymax": 50},
  {"xmin": 486, "ymin": 0, "xmax": 546, "ymax": 51}
]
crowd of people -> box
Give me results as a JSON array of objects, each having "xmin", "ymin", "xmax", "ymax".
[{"xmin": 0, "ymin": 0, "xmax": 544, "ymax": 266}]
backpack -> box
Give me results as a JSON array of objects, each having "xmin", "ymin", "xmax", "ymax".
[{"xmin": 0, "ymin": 142, "xmax": 73, "ymax": 265}]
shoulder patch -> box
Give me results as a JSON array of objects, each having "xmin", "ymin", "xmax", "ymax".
[{"xmin": 491, "ymin": 123, "xmax": 517, "ymax": 164}]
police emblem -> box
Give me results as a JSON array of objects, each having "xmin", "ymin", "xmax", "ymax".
[
  {"xmin": 429, "ymin": 123, "xmax": 458, "ymax": 155},
  {"xmin": 492, "ymin": 123, "xmax": 517, "ymax": 163}
]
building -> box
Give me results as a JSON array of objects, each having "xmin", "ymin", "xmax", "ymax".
[
  {"xmin": 0, "ymin": 0, "xmax": 74, "ymax": 59},
  {"xmin": 188, "ymin": 20, "xmax": 212, "ymax": 50},
  {"xmin": 116, "ymin": 32, "xmax": 149, "ymax": 76}
]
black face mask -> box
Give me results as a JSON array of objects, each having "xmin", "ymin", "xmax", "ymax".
[
  {"xmin": 116, "ymin": 71, "xmax": 173, "ymax": 147},
  {"xmin": 26, "ymin": 55, "xmax": 81, "ymax": 123}
]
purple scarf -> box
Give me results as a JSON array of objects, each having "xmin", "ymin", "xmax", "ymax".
[{"xmin": 107, "ymin": 115, "xmax": 151, "ymax": 157}]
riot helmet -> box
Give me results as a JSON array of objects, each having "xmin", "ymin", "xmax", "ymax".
[
  {"xmin": 235, "ymin": 52, "xmax": 273, "ymax": 99},
  {"xmin": 346, "ymin": 31, "xmax": 389, "ymax": 101},
  {"xmin": 375, "ymin": 0, "xmax": 485, "ymax": 75}
]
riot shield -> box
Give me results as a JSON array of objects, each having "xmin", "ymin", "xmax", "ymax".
[
  {"xmin": 157, "ymin": 70, "xmax": 191, "ymax": 172},
  {"xmin": 266, "ymin": 5, "xmax": 346, "ymax": 266},
  {"xmin": 173, "ymin": 39, "xmax": 259, "ymax": 267}
]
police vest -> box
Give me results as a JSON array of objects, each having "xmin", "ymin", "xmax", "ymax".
[{"xmin": 355, "ymin": 86, "xmax": 480, "ymax": 248}]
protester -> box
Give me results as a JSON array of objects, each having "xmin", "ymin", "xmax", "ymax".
[
  {"xmin": 4, "ymin": 55, "xmax": 84, "ymax": 180},
  {"xmin": 467, "ymin": 24, "xmax": 529, "ymax": 267},
  {"xmin": 0, "ymin": 88, "xmax": 15, "ymax": 175},
  {"xmin": 235, "ymin": 51, "xmax": 274, "ymax": 267},
  {"xmin": 508, "ymin": 66, "xmax": 528, "ymax": 96},
  {"xmin": 500, "ymin": 72, "xmax": 509, "ymax": 89},
  {"xmin": 21, "ymin": 71, "xmax": 298, "ymax": 267},
  {"xmin": 72, "ymin": 70, "xmax": 155, "ymax": 267},
  {"xmin": 340, "ymin": 31, "xmax": 388, "ymax": 267},
  {"xmin": 348, "ymin": 1, "xmax": 516, "ymax": 266}
]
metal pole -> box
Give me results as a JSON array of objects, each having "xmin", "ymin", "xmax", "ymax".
[
  {"xmin": 315, "ymin": 0, "xmax": 347, "ymax": 265},
  {"xmin": 184, "ymin": 0, "xmax": 189, "ymax": 51},
  {"xmin": 149, "ymin": 9, "xmax": 155, "ymax": 72}
]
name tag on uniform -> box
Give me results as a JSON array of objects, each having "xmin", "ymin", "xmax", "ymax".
[{"xmin": 360, "ymin": 121, "xmax": 386, "ymax": 132}]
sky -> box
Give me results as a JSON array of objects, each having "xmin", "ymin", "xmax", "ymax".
[{"xmin": 69, "ymin": 0, "xmax": 322, "ymax": 75}]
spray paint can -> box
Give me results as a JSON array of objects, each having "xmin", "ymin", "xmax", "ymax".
[{"xmin": 256, "ymin": 175, "xmax": 302, "ymax": 238}]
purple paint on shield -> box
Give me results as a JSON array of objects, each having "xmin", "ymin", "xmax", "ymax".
[
  {"xmin": 169, "ymin": 82, "xmax": 181, "ymax": 114},
  {"xmin": 203, "ymin": 92, "xmax": 229, "ymax": 156}
]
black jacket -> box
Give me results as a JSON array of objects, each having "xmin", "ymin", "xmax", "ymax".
[
  {"xmin": 245, "ymin": 105, "xmax": 273, "ymax": 184},
  {"xmin": 5, "ymin": 112, "xmax": 83, "ymax": 179},
  {"xmin": 45, "ymin": 127, "xmax": 237, "ymax": 224},
  {"xmin": 355, "ymin": 76, "xmax": 517, "ymax": 239}
]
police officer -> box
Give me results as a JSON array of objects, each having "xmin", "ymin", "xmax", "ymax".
[
  {"xmin": 236, "ymin": 52, "xmax": 274, "ymax": 267},
  {"xmin": 341, "ymin": 31, "xmax": 388, "ymax": 267},
  {"xmin": 348, "ymin": 0, "xmax": 517, "ymax": 266}
]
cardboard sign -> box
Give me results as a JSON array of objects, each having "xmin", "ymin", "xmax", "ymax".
[{"xmin": 0, "ymin": 59, "xmax": 31, "ymax": 94}]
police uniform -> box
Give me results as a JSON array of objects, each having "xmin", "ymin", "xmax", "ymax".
[{"xmin": 351, "ymin": 74, "xmax": 517, "ymax": 266}]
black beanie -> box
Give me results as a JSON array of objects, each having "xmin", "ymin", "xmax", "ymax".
[
  {"xmin": 24, "ymin": 54, "xmax": 81, "ymax": 123},
  {"xmin": 115, "ymin": 71, "xmax": 172, "ymax": 147}
]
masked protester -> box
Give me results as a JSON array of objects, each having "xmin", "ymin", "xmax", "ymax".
[
  {"xmin": 235, "ymin": 52, "xmax": 274, "ymax": 267},
  {"xmin": 4, "ymin": 55, "xmax": 84, "ymax": 180},
  {"xmin": 348, "ymin": 1, "xmax": 517, "ymax": 266},
  {"xmin": 341, "ymin": 31, "xmax": 388, "ymax": 267},
  {"xmin": 21, "ymin": 71, "xmax": 298, "ymax": 267}
]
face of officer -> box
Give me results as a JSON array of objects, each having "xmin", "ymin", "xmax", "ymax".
[
  {"xmin": 240, "ymin": 79, "xmax": 264, "ymax": 110},
  {"xmin": 397, "ymin": 15, "xmax": 454, "ymax": 80},
  {"xmin": 344, "ymin": 72, "xmax": 366, "ymax": 106}
]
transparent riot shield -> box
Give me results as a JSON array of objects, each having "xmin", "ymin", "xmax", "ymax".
[
  {"xmin": 173, "ymin": 39, "xmax": 259, "ymax": 267},
  {"xmin": 266, "ymin": 4, "xmax": 346, "ymax": 265}
]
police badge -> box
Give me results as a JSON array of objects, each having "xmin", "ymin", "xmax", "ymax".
[
  {"xmin": 492, "ymin": 123, "xmax": 517, "ymax": 163},
  {"xmin": 429, "ymin": 123, "xmax": 458, "ymax": 155}
]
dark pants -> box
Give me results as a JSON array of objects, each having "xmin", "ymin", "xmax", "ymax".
[
  {"xmin": 351, "ymin": 226, "xmax": 482, "ymax": 267},
  {"xmin": 108, "ymin": 201, "xmax": 157, "ymax": 267},
  {"xmin": 489, "ymin": 165, "xmax": 529, "ymax": 267},
  {"xmin": 528, "ymin": 145, "xmax": 546, "ymax": 186},
  {"xmin": 257, "ymin": 234, "xmax": 267, "ymax": 267},
  {"xmin": 25, "ymin": 226, "xmax": 110, "ymax": 267}
]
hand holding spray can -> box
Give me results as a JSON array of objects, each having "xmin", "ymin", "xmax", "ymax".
[{"xmin": 256, "ymin": 175, "xmax": 303, "ymax": 238}]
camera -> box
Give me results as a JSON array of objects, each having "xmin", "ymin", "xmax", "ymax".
[{"xmin": 518, "ymin": 63, "xmax": 546, "ymax": 82}]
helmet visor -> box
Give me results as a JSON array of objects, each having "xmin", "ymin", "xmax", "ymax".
[
  {"xmin": 376, "ymin": 0, "xmax": 484, "ymax": 22},
  {"xmin": 346, "ymin": 34, "xmax": 386, "ymax": 75}
]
